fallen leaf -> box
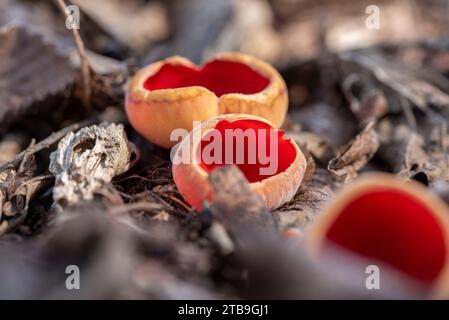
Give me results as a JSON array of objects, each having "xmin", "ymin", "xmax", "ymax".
[
  {"xmin": 328, "ymin": 121, "xmax": 379, "ymax": 182},
  {"xmin": 340, "ymin": 50, "xmax": 449, "ymax": 111},
  {"xmin": 0, "ymin": 25, "xmax": 76, "ymax": 129}
]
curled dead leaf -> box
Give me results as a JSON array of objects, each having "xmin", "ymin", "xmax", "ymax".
[{"xmin": 328, "ymin": 121, "xmax": 379, "ymax": 182}]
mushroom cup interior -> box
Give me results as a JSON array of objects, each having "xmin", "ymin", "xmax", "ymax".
[
  {"xmin": 325, "ymin": 187, "xmax": 447, "ymax": 285},
  {"xmin": 196, "ymin": 119, "xmax": 296, "ymax": 183},
  {"xmin": 143, "ymin": 59, "xmax": 270, "ymax": 97}
]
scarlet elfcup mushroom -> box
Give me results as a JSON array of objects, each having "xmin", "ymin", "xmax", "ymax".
[
  {"xmin": 306, "ymin": 174, "xmax": 449, "ymax": 298},
  {"xmin": 172, "ymin": 114, "xmax": 306, "ymax": 211},
  {"xmin": 125, "ymin": 52, "xmax": 288, "ymax": 148}
]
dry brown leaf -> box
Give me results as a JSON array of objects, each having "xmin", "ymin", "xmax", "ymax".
[
  {"xmin": 340, "ymin": 50, "xmax": 449, "ymax": 111},
  {"xmin": 328, "ymin": 121, "xmax": 379, "ymax": 182},
  {"xmin": 0, "ymin": 25, "xmax": 76, "ymax": 129},
  {"xmin": 377, "ymin": 118, "xmax": 449, "ymax": 183}
]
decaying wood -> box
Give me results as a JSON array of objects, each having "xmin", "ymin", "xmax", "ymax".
[
  {"xmin": 208, "ymin": 165, "xmax": 275, "ymax": 233},
  {"xmin": 49, "ymin": 123, "xmax": 133, "ymax": 207}
]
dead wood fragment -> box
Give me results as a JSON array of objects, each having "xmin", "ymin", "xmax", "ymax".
[
  {"xmin": 207, "ymin": 165, "xmax": 276, "ymax": 233},
  {"xmin": 49, "ymin": 123, "xmax": 134, "ymax": 207},
  {"xmin": 205, "ymin": 166, "xmax": 367, "ymax": 298},
  {"xmin": 328, "ymin": 121, "xmax": 379, "ymax": 182}
]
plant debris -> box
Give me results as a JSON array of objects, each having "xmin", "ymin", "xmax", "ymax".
[
  {"xmin": 0, "ymin": 25, "xmax": 76, "ymax": 129},
  {"xmin": 328, "ymin": 121, "xmax": 379, "ymax": 182},
  {"xmin": 49, "ymin": 123, "xmax": 134, "ymax": 207}
]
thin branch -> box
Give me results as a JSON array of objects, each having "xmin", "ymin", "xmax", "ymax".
[
  {"xmin": 54, "ymin": 0, "xmax": 92, "ymax": 106},
  {"xmin": 108, "ymin": 202, "xmax": 165, "ymax": 216}
]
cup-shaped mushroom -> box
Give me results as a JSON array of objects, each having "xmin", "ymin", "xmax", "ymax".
[
  {"xmin": 305, "ymin": 174, "xmax": 449, "ymax": 299},
  {"xmin": 126, "ymin": 52, "xmax": 288, "ymax": 148},
  {"xmin": 172, "ymin": 114, "xmax": 306, "ymax": 211}
]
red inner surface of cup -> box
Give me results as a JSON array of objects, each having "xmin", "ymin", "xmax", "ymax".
[
  {"xmin": 143, "ymin": 59, "xmax": 270, "ymax": 97},
  {"xmin": 197, "ymin": 119, "xmax": 296, "ymax": 183},
  {"xmin": 325, "ymin": 189, "xmax": 447, "ymax": 284}
]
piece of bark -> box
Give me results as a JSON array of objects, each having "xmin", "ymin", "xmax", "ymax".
[
  {"xmin": 328, "ymin": 121, "xmax": 379, "ymax": 182},
  {"xmin": 207, "ymin": 165, "xmax": 275, "ymax": 233},
  {"xmin": 49, "ymin": 123, "xmax": 134, "ymax": 207}
]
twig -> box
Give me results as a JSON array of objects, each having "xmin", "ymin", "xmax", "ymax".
[
  {"xmin": 0, "ymin": 118, "xmax": 96, "ymax": 173},
  {"xmin": 108, "ymin": 201, "xmax": 165, "ymax": 216},
  {"xmin": 400, "ymin": 96, "xmax": 417, "ymax": 131},
  {"xmin": 54, "ymin": 0, "xmax": 92, "ymax": 106}
]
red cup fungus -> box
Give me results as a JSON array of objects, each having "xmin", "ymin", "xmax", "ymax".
[
  {"xmin": 172, "ymin": 114, "xmax": 306, "ymax": 211},
  {"xmin": 305, "ymin": 173, "xmax": 449, "ymax": 298},
  {"xmin": 125, "ymin": 52, "xmax": 288, "ymax": 148}
]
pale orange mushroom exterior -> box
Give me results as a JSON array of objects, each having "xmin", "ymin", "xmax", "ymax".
[{"xmin": 171, "ymin": 114, "xmax": 307, "ymax": 211}]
